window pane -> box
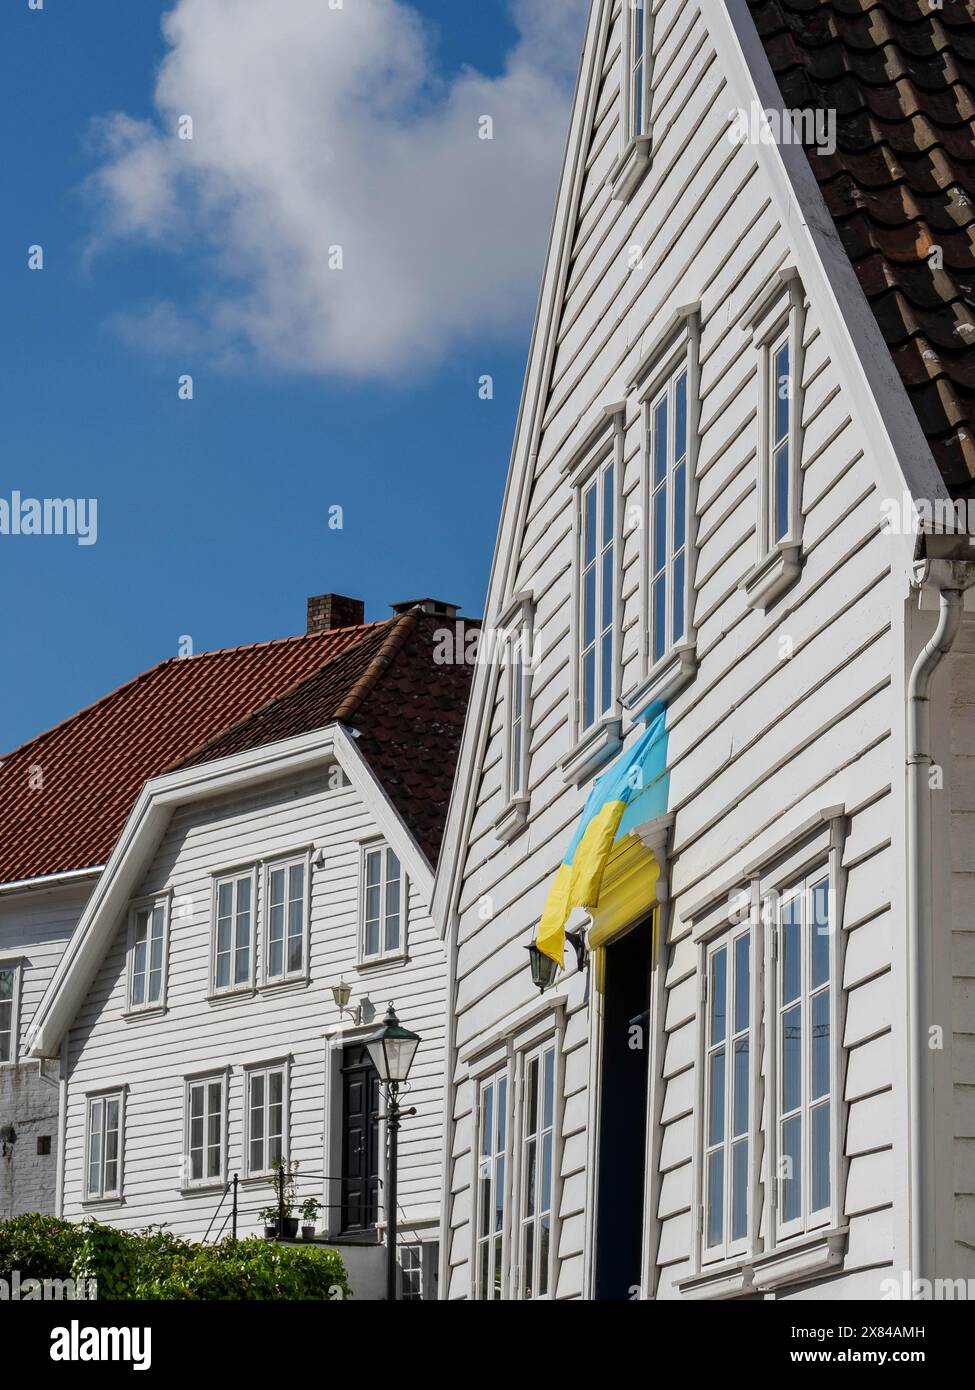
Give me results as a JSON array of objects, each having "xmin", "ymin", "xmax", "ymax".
[
  {"xmin": 774, "ymin": 344, "xmax": 790, "ymax": 443},
  {"xmin": 733, "ymin": 1037, "xmax": 749, "ymax": 1138},
  {"xmin": 774, "ymin": 441, "xmax": 790, "ymax": 541},
  {"xmin": 652, "ymin": 575, "xmax": 666, "ymax": 663},
  {"xmin": 652, "ymin": 484, "xmax": 667, "ymax": 574},
  {"xmin": 481, "ymin": 1085, "xmax": 493, "ymax": 1158},
  {"xmin": 366, "ymin": 850, "xmax": 381, "ymax": 887},
  {"xmin": 497, "ymin": 1078, "xmax": 507, "ymax": 1150},
  {"xmin": 706, "ymin": 1149, "xmax": 724, "ymax": 1248},
  {"xmin": 365, "ymin": 919, "xmax": 380, "ymax": 957},
  {"xmin": 782, "ymin": 897, "xmax": 801, "ymax": 1003},
  {"xmin": 495, "ymin": 1156, "xmax": 505, "ymax": 1232},
  {"xmin": 782, "ymin": 1005, "xmax": 801, "ymax": 1113},
  {"xmin": 602, "ymin": 463, "xmax": 614, "ymax": 547},
  {"xmin": 539, "ymin": 1216, "xmax": 551, "ymax": 1296},
  {"xmin": 811, "ymin": 878, "xmax": 830, "ymax": 989},
  {"xmin": 543, "ymin": 1049, "xmax": 555, "ymax": 1129},
  {"xmin": 600, "ymin": 631, "xmax": 613, "ymax": 716},
  {"xmin": 289, "ymin": 863, "xmax": 304, "ymax": 901},
  {"xmin": 524, "ymin": 1138, "xmax": 537, "ymax": 1217},
  {"xmin": 675, "ymin": 372, "xmax": 688, "ymax": 460},
  {"xmin": 731, "ymin": 1140, "xmax": 748, "ymax": 1242},
  {"xmin": 583, "ymin": 647, "xmax": 596, "ymax": 730},
  {"xmin": 811, "ymin": 1102, "xmax": 831, "ymax": 1212},
  {"xmin": 526, "ymin": 1058, "xmax": 539, "ymax": 1137},
  {"xmin": 601, "ymin": 546, "xmax": 613, "ymax": 631},
  {"xmin": 781, "ymin": 1115, "xmax": 802, "ymax": 1222},
  {"xmin": 584, "ymin": 481, "xmax": 597, "ymax": 565},
  {"xmin": 733, "ymin": 933, "xmax": 749, "ymax": 1033},
  {"xmin": 709, "ymin": 947, "xmax": 726, "ymax": 1044},
  {"xmin": 673, "ymin": 459, "xmax": 686, "ymax": 552},
  {"xmin": 583, "ymin": 564, "xmax": 597, "ymax": 647},
  {"xmin": 523, "ymin": 1221, "xmax": 535, "ymax": 1300},
  {"xmin": 812, "ymin": 988, "xmax": 830, "ymax": 1100},
  {"xmin": 541, "ymin": 1131, "xmax": 553, "ymax": 1214},
  {"xmin": 672, "ymin": 551, "xmax": 685, "ymax": 645},
  {"xmin": 654, "ymin": 398, "xmax": 668, "ymax": 485},
  {"xmin": 708, "ymin": 1048, "xmax": 725, "ymax": 1145}
]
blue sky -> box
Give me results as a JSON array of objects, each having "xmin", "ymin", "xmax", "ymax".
[{"xmin": 0, "ymin": 0, "xmax": 586, "ymax": 753}]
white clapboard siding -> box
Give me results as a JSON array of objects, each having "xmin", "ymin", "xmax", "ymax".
[
  {"xmin": 61, "ymin": 765, "xmax": 445, "ymax": 1245},
  {"xmin": 442, "ymin": 0, "xmax": 906, "ymax": 1301},
  {"xmin": 0, "ymin": 880, "xmax": 94, "ymax": 1051}
]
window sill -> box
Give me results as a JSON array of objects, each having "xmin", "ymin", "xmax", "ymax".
[
  {"xmin": 259, "ymin": 975, "xmax": 310, "ymax": 995},
  {"xmin": 742, "ymin": 541, "xmax": 801, "ymax": 611},
  {"xmin": 559, "ymin": 717, "xmax": 623, "ymax": 786},
  {"xmin": 122, "ymin": 1004, "xmax": 167, "ymax": 1022},
  {"xmin": 676, "ymin": 1226, "xmax": 847, "ymax": 1300},
  {"xmin": 207, "ymin": 987, "xmax": 256, "ymax": 1006},
  {"xmin": 355, "ymin": 950, "xmax": 408, "ymax": 972},
  {"xmin": 81, "ymin": 1197, "xmax": 125, "ymax": 1210},
  {"xmin": 494, "ymin": 796, "xmax": 530, "ymax": 844},
  {"xmin": 608, "ymin": 135, "xmax": 652, "ymax": 203},
  {"xmin": 623, "ymin": 641, "xmax": 697, "ymax": 717},
  {"xmin": 179, "ymin": 1182, "xmax": 228, "ymax": 1196}
]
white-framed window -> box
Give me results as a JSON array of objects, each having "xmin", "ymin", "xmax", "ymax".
[
  {"xmin": 622, "ymin": 0, "xmax": 652, "ymax": 146},
  {"xmin": 516, "ymin": 1038, "xmax": 557, "ymax": 1299},
  {"xmin": 0, "ymin": 961, "xmax": 21, "ymax": 1064},
  {"xmin": 475, "ymin": 1067, "xmax": 509, "ymax": 1300},
  {"xmin": 127, "ymin": 897, "xmax": 168, "ymax": 1012},
  {"xmin": 184, "ymin": 1073, "xmax": 227, "ymax": 1186},
  {"xmin": 703, "ymin": 925, "xmax": 752, "ymax": 1263},
  {"xmin": 263, "ymin": 854, "xmax": 310, "ymax": 983},
  {"xmin": 85, "ymin": 1091, "xmax": 124, "ymax": 1201},
  {"xmin": 578, "ymin": 453, "xmax": 617, "ymax": 734},
  {"xmin": 399, "ymin": 1240, "xmax": 439, "ymax": 1301},
  {"xmin": 504, "ymin": 611, "xmax": 532, "ymax": 806},
  {"xmin": 772, "ymin": 868, "xmax": 832, "ymax": 1240},
  {"xmin": 647, "ymin": 364, "xmax": 690, "ymax": 667},
  {"xmin": 765, "ymin": 333, "xmax": 792, "ymax": 550},
  {"xmin": 211, "ymin": 868, "xmax": 256, "ymax": 993},
  {"xmin": 359, "ymin": 842, "xmax": 406, "ymax": 962},
  {"xmin": 245, "ymin": 1063, "xmax": 288, "ymax": 1177}
]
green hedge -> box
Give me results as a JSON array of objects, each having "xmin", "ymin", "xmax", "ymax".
[{"xmin": 0, "ymin": 1214, "xmax": 351, "ymax": 1301}]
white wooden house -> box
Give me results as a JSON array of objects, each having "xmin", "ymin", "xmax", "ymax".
[
  {"xmin": 9, "ymin": 596, "xmax": 474, "ymax": 1300},
  {"xmin": 433, "ymin": 0, "xmax": 975, "ymax": 1300}
]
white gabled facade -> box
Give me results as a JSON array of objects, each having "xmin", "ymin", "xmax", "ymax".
[
  {"xmin": 434, "ymin": 0, "xmax": 969, "ymax": 1302},
  {"xmin": 28, "ymin": 726, "xmax": 446, "ymax": 1300}
]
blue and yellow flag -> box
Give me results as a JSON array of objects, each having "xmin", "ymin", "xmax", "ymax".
[{"xmin": 535, "ymin": 708, "xmax": 669, "ymax": 964}]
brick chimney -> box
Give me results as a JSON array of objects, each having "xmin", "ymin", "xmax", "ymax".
[{"xmin": 306, "ymin": 594, "xmax": 365, "ymax": 634}]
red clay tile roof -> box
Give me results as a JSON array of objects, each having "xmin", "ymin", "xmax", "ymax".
[
  {"xmin": 748, "ymin": 0, "xmax": 975, "ymax": 493},
  {"xmin": 0, "ymin": 612, "xmax": 475, "ymax": 883}
]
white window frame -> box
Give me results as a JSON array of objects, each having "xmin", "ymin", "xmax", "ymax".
[
  {"xmin": 768, "ymin": 866, "xmax": 835, "ymax": 1243},
  {"xmin": 701, "ymin": 923, "xmax": 754, "ymax": 1265},
  {"xmin": 358, "ymin": 840, "xmax": 408, "ymax": 964},
  {"xmin": 183, "ymin": 1071, "xmax": 228, "ymax": 1189},
  {"xmin": 0, "ymin": 959, "xmax": 22, "ymax": 1066},
  {"xmin": 622, "ymin": 0, "xmax": 652, "ymax": 147},
  {"xmin": 503, "ymin": 614, "xmax": 532, "ymax": 808},
  {"xmin": 742, "ymin": 270, "xmax": 806, "ymax": 611},
  {"xmin": 126, "ymin": 895, "xmax": 169, "ymax": 1014},
  {"xmin": 84, "ymin": 1089, "xmax": 125, "ymax": 1202},
  {"xmin": 646, "ymin": 362, "xmax": 692, "ymax": 671},
  {"xmin": 513, "ymin": 1035, "xmax": 559, "ymax": 1300},
  {"xmin": 210, "ymin": 866, "xmax": 258, "ymax": 996},
  {"xmin": 474, "ymin": 1064, "xmax": 511, "ymax": 1301},
  {"xmin": 262, "ymin": 851, "xmax": 311, "ymax": 985},
  {"xmin": 244, "ymin": 1060, "xmax": 289, "ymax": 1178}
]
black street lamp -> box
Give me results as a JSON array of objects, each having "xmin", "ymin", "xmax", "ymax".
[{"xmin": 363, "ymin": 1002, "xmax": 421, "ymax": 1300}]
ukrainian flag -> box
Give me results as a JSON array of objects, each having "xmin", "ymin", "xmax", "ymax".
[{"xmin": 535, "ymin": 707, "xmax": 669, "ymax": 965}]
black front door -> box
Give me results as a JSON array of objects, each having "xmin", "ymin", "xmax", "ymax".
[
  {"xmin": 341, "ymin": 1044, "xmax": 380, "ymax": 1232},
  {"xmin": 594, "ymin": 916, "xmax": 654, "ymax": 1300}
]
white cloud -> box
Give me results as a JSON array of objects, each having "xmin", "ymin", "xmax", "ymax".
[{"xmin": 86, "ymin": 0, "xmax": 590, "ymax": 377}]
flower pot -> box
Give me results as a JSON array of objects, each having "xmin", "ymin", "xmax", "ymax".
[
  {"xmin": 264, "ymin": 1224, "xmax": 276, "ymax": 1239},
  {"xmin": 301, "ymin": 1225, "xmax": 316, "ymax": 1242},
  {"xmin": 280, "ymin": 1217, "xmax": 300, "ymax": 1240}
]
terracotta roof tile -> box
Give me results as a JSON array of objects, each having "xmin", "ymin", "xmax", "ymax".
[
  {"xmin": 748, "ymin": 0, "xmax": 975, "ymax": 491},
  {"xmin": 0, "ymin": 612, "xmax": 475, "ymax": 883}
]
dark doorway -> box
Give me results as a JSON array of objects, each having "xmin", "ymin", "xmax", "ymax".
[
  {"xmin": 341, "ymin": 1044, "xmax": 380, "ymax": 1232},
  {"xmin": 594, "ymin": 915, "xmax": 654, "ymax": 1300}
]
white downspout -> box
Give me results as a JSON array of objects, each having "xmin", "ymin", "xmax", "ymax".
[{"xmin": 906, "ymin": 560, "xmax": 975, "ymax": 1290}]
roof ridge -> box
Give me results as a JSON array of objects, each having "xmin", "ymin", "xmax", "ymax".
[
  {"xmin": 0, "ymin": 618, "xmax": 387, "ymax": 766},
  {"xmin": 332, "ymin": 609, "xmax": 422, "ymax": 724},
  {"xmin": 164, "ymin": 620, "xmax": 396, "ymax": 773}
]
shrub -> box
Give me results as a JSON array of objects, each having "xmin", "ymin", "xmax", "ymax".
[
  {"xmin": 134, "ymin": 1238, "xmax": 351, "ymax": 1301},
  {"xmin": 0, "ymin": 1213, "xmax": 84, "ymax": 1281},
  {"xmin": 1, "ymin": 1215, "xmax": 350, "ymax": 1300}
]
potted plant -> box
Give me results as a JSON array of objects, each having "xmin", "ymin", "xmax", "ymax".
[
  {"xmin": 268, "ymin": 1158, "xmax": 301, "ymax": 1239},
  {"xmin": 300, "ymin": 1198, "xmax": 321, "ymax": 1242},
  {"xmin": 259, "ymin": 1206, "xmax": 279, "ymax": 1240}
]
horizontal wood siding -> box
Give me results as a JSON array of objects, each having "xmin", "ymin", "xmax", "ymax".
[
  {"xmin": 62, "ymin": 766, "xmax": 445, "ymax": 1248},
  {"xmin": 444, "ymin": 0, "xmax": 905, "ymax": 1300}
]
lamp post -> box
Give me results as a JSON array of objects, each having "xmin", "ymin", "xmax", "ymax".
[{"xmin": 363, "ymin": 1002, "xmax": 420, "ymax": 1301}]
